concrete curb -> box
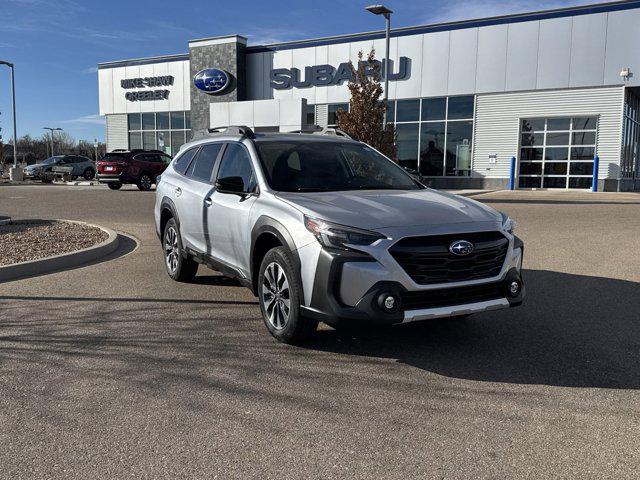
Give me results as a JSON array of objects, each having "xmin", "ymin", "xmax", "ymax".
[{"xmin": 0, "ymin": 220, "xmax": 120, "ymax": 284}]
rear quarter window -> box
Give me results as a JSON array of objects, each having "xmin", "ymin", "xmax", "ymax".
[{"xmin": 173, "ymin": 147, "xmax": 198, "ymax": 175}]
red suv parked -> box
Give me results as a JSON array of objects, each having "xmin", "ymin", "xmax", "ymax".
[{"xmin": 96, "ymin": 149, "xmax": 172, "ymax": 191}]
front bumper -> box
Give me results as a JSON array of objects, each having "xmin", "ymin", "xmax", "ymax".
[
  {"xmin": 23, "ymin": 170, "xmax": 43, "ymax": 179},
  {"xmin": 301, "ymin": 236, "xmax": 525, "ymax": 326}
]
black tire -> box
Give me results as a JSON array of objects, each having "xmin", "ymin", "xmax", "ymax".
[
  {"xmin": 137, "ymin": 173, "xmax": 153, "ymax": 191},
  {"xmin": 163, "ymin": 217, "xmax": 198, "ymax": 282},
  {"xmin": 258, "ymin": 246, "xmax": 318, "ymax": 344},
  {"xmin": 108, "ymin": 182, "xmax": 122, "ymax": 190},
  {"xmin": 83, "ymin": 168, "xmax": 95, "ymax": 180}
]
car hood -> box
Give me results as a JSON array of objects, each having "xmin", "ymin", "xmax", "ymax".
[{"xmin": 276, "ymin": 189, "xmax": 501, "ymax": 229}]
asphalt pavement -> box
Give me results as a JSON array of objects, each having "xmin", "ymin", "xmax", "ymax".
[{"xmin": 1, "ymin": 184, "xmax": 639, "ymax": 479}]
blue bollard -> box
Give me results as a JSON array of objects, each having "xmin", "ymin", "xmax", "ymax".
[
  {"xmin": 591, "ymin": 155, "xmax": 599, "ymax": 192},
  {"xmin": 509, "ymin": 156, "xmax": 516, "ymax": 190}
]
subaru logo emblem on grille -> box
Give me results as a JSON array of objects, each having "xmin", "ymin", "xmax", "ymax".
[{"xmin": 449, "ymin": 240, "xmax": 474, "ymax": 256}]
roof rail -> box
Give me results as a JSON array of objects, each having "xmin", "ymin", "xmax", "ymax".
[
  {"xmin": 208, "ymin": 125, "xmax": 256, "ymax": 139},
  {"xmin": 314, "ymin": 127, "xmax": 352, "ymax": 139},
  {"xmin": 288, "ymin": 125, "xmax": 323, "ymax": 134}
]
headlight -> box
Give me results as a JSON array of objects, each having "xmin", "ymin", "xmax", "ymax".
[
  {"xmin": 304, "ymin": 216, "xmax": 386, "ymax": 251},
  {"xmin": 501, "ymin": 212, "xmax": 516, "ymax": 234}
]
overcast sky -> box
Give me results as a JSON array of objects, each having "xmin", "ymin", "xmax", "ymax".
[{"xmin": 0, "ymin": 0, "xmax": 593, "ymax": 143}]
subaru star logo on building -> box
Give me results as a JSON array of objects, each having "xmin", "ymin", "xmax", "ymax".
[
  {"xmin": 193, "ymin": 68, "xmax": 231, "ymax": 94},
  {"xmin": 449, "ymin": 240, "xmax": 474, "ymax": 256}
]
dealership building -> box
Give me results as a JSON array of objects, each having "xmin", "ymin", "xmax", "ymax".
[{"xmin": 98, "ymin": 0, "xmax": 640, "ymax": 190}]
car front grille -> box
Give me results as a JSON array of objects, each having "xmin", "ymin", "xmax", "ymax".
[
  {"xmin": 389, "ymin": 231, "xmax": 509, "ymax": 285},
  {"xmin": 400, "ymin": 282, "xmax": 505, "ymax": 310}
]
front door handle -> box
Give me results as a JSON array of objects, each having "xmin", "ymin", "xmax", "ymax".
[
  {"xmin": 204, "ymin": 197, "xmax": 212, "ymax": 207},
  {"xmin": 174, "ymin": 187, "xmax": 182, "ymax": 197}
]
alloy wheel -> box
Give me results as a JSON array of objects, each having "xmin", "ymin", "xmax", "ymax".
[
  {"xmin": 261, "ymin": 262, "xmax": 290, "ymax": 330},
  {"xmin": 164, "ymin": 226, "xmax": 179, "ymax": 274},
  {"xmin": 141, "ymin": 175, "xmax": 152, "ymax": 190}
]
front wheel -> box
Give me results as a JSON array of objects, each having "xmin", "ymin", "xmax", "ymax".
[
  {"xmin": 258, "ymin": 246, "xmax": 317, "ymax": 344},
  {"xmin": 107, "ymin": 182, "xmax": 122, "ymax": 190},
  {"xmin": 137, "ymin": 173, "xmax": 153, "ymax": 191},
  {"xmin": 163, "ymin": 218, "xmax": 198, "ymax": 282}
]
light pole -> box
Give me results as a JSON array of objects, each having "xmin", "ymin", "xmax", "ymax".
[
  {"xmin": 43, "ymin": 127, "xmax": 62, "ymax": 156},
  {"xmin": 366, "ymin": 4, "xmax": 393, "ymax": 130},
  {"xmin": 0, "ymin": 61, "xmax": 17, "ymax": 168}
]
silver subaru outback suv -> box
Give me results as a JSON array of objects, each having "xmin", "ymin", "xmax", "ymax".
[{"xmin": 155, "ymin": 126, "xmax": 525, "ymax": 344}]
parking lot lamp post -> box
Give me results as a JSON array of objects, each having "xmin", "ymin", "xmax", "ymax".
[
  {"xmin": 43, "ymin": 127, "xmax": 62, "ymax": 156},
  {"xmin": 0, "ymin": 61, "xmax": 18, "ymax": 167},
  {"xmin": 366, "ymin": 4, "xmax": 393, "ymax": 130}
]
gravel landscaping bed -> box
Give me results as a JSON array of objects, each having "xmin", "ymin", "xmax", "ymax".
[{"xmin": 0, "ymin": 220, "xmax": 108, "ymax": 266}]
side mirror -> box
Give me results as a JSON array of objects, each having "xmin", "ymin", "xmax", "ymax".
[{"xmin": 216, "ymin": 176, "xmax": 245, "ymax": 195}]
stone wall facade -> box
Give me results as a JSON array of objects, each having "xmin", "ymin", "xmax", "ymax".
[{"xmin": 188, "ymin": 38, "xmax": 246, "ymax": 137}]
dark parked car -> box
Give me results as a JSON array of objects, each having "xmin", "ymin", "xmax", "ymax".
[
  {"xmin": 24, "ymin": 155, "xmax": 95, "ymax": 181},
  {"xmin": 96, "ymin": 149, "xmax": 172, "ymax": 191}
]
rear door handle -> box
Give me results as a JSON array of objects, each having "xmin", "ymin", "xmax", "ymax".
[
  {"xmin": 174, "ymin": 187, "xmax": 182, "ymax": 197},
  {"xmin": 204, "ymin": 197, "xmax": 212, "ymax": 207}
]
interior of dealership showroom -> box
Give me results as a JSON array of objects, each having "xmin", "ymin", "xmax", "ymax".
[{"xmin": 98, "ymin": 0, "xmax": 640, "ymax": 191}]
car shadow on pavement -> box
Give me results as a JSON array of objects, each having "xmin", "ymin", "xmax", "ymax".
[{"xmin": 305, "ymin": 269, "xmax": 640, "ymax": 389}]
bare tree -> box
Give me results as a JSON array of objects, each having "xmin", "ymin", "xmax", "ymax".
[{"xmin": 336, "ymin": 49, "xmax": 396, "ymax": 160}]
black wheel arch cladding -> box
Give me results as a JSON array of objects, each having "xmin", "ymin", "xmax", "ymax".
[{"xmin": 250, "ymin": 216, "xmax": 301, "ymax": 296}]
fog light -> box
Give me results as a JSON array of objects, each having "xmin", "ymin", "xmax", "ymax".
[
  {"xmin": 509, "ymin": 281, "xmax": 521, "ymax": 297},
  {"xmin": 384, "ymin": 296, "xmax": 396, "ymax": 310},
  {"xmin": 378, "ymin": 293, "xmax": 399, "ymax": 313}
]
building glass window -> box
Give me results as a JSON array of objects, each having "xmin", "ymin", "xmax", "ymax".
[
  {"xmin": 171, "ymin": 111, "xmax": 185, "ymax": 130},
  {"xmin": 156, "ymin": 112, "xmax": 170, "ymax": 130},
  {"xmin": 518, "ymin": 116, "xmax": 598, "ymax": 189},
  {"xmin": 621, "ymin": 89, "xmax": 640, "ymax": 181},
  {"xmin": 447, "ymin": 96, "xmax": 474, "ymax": 120},
  {"xmin": 421, "ymin": 97, "xmax": 446, "ymax": 121},
  {"xmin": 328, "ymin": 103, "xmax": 349, "ymax": 127},
  {"xmin": 396, "ymin": 100, "xmax": 420, "ymax": 122},
  {"xmin": 388, "ymin": 95, "xmax": 475, "ymax": 176},
  {"xmin": 128, "ymin": 132, "xmax": 142, "ymax": 150},
  {"xmin": 142, "ymin": 113, "xmax": 155, "ymax": 130},
  {"xmin": 396, "ymin": 123, "xmax": 419, "ymax": 170},
  {"xmin": 419, "ymin": 122, "xmax": 445, "ymax": 176},
  {"xmin": 306, "ymin": 104, "xmax": 315, "ymax": 125},
  {"xmin": 128, "ymin": 111, "xmax": 191, "ymax": 156}
]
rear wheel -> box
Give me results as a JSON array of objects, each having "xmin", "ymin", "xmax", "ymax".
[
  {"xmin": 258, "ymin": 247, "xmax": 317, "ymax": 344},
  {"xmin": 163, "ymin": 218, "xmax": 198, "ymax": 282},
  {"xmin": 83, "ymin": 168, "xmax": 95, "ymax": 180},
  {"xmin": 137, "ymin": 173, "xmax": 153, "ymax": 191},
  {"xmin": 107, "ymin": 182, "xmax": 122, "ymax": 190}
]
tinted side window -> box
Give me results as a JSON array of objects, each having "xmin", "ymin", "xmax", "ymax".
[
  {"xmin": 187, "ymin": 143, "xmax": 223, "ymax": 182},
  {"xmin": 160, "ymin": 154, "xmax": 172, "ymax": 165},
  {"xmin": 173, "ymin": 148, "xmax": 198, "ymax": 175},
  {"xmin": 216, "ymin": 143, "xmax": 256, "ymax": 193}
]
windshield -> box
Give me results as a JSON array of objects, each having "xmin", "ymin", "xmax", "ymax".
[
  {"xmin": 41, "ymin": 156, "xmax": 63, "ymax": 165},
  {"xmin": 255, "ymin": 140, "xmax": 420, "ymax": 192}
]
